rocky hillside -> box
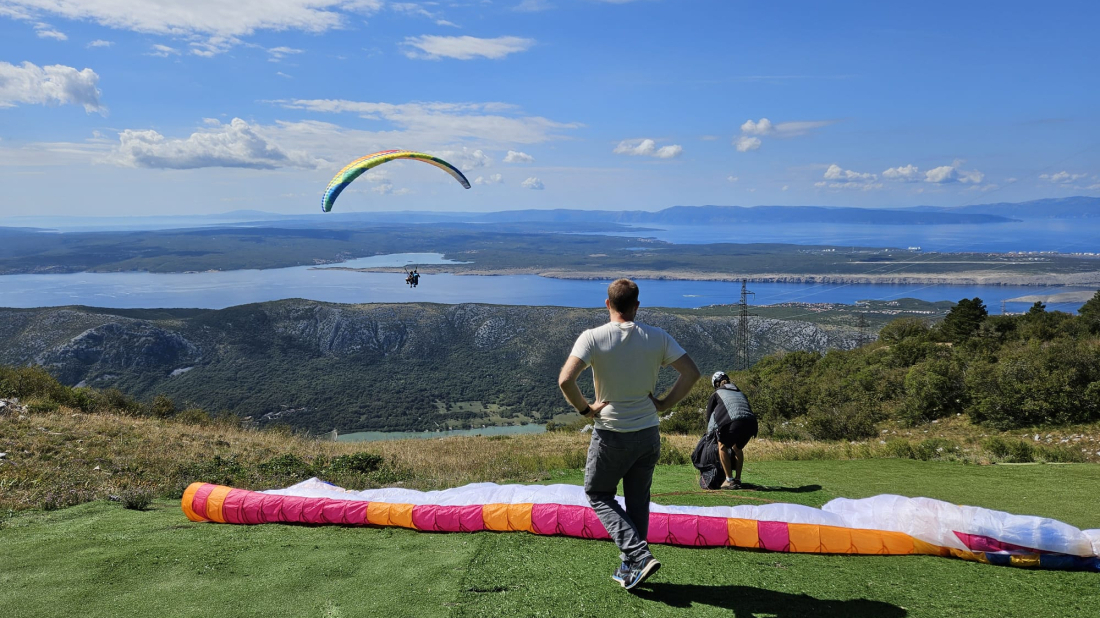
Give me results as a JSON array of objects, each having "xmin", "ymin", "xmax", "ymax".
[{"xmin": 0, "ymin": 301, "xmax": 861, "ymax": 433}]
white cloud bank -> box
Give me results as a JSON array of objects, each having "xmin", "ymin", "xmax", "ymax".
[
  {"xmin": 276, "ymin": 98, "xmax": 581, "ymax": 147},
  {"xmin": 503, "ymin": 150, "xmax": 534, "ymax": 163},
  {"xmin": 0, "ymin": 61, "xmax": 104, "ymax": 113},
  {"xmin": 735, "ymin": 117, "xmax": 834, "ymax": 152},
  {"xmin": 1041, "ymin": 171, "xmax": 1088, "ymax": 184},
  {"xmin": 815, "ymin": 164, "xmax": 881, "ymax": 190},
  {"xmin": 402, "ymin": 35, "xmax": 535, "ymax": 60},
  {"xmin": 112, "ymin": 118, "xmax": 320, "ymax": 169},
  {"xmin": 474, "ymin": 173, "xmax": 503, "ymax": 185},
  {"xmin": 613, "ymin": 138, "xmax": 682, "ymax": 159},
  {"xmin": 521, "ymin": 176, "xmax": 544, "ymax": 190},
  {"xmin": 3, "ymin": 0, "xmax": 383, "ymax": 55}
]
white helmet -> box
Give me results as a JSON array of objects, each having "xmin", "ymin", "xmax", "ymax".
[{"xmin": 711, "ymin": 371, "xmax": 729, "ymax": 387}]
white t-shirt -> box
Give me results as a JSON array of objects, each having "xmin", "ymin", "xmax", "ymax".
[{"xmin": 569, "ymin": 320, "xmax": 687, "ymax": 433}]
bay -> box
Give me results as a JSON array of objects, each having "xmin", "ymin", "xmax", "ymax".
[
  {"xmin": 0, "ymin": 252, "xmax": 1092, "ymax": 313},
  {"xmin": 337, "ymin": 423, "xmax": 546, "ymax": 442}
]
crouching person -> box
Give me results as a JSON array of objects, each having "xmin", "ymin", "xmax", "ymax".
[{"xmin": 706, "ymin": 371, "xmax": 758, "ymax": 489}]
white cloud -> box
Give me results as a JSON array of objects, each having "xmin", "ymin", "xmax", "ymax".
[
  {"xmin": 149, "ymin": 44, "xmax": 180, "ymax": 57},
  {"xmin": 1040, "ymin": 171, "xmax": 1088, "ymax": 184},
  {"xmin": 740, "ymin": 118, "xmax": 773, "ymax": 136},
  {"xmin": 276, "ymin": 71, "xmax": 292, "ymax": 79},
  {"xmin": 0, "ymin": 61, "xmax": 104, "ymax": 113},
  {"xmin": 782, "ymin": 185, "xmax": 789, "ymax": 191},
  {"xmin": 726, "ymin": 175, "xmax": 738, "ymax": 183},
  {"xmin": 370, "ymin": 182, "xmax": 410, "ymax": 196},
  {"xmin": 429, "ymin": 146, "xmax": 490, "ymax": 171},
  {"xmin": 735, "ymin": 117, "xmax": 835, "ymax": 151},
  {"xmin": 772, "ymin": 120, "xmax": 835, "ymax": 136},
  {"xmin": 503, "ymin": 150, "xmax": 534, "ymax": 163},
  {"xmin": 614, "ymin": 138, "xmax": 682, "ymax": 159},
  {"xmin": 513, "ymin": 0, "xmax": 553, "ymax": 11},
  {"xmin": 699, "ymin": 135, "xmax": 718, "ymax": 141},
  {"xmin": 268, "ymin": 46, "xmax": 303, "ymax": 62},
  {"xmin": 654, "ymin": 144, "xmax": 682, "ymax": 159},
  {"xmin": 521, "ymin": 176, "xmax": 544, "ymax": 190},
  {"xmin": 435, "ymin": 19, "xmax": 458, "ymax": 27},
  {"xmin": 4, "ymin": 0, "xmax": 384, "ymax": 55},
  {"xmin": 112, "ymin": 118, "xmax": 321, "ymax": 170},
  {"xmin": 823, "ymin": 164, "xmax": 876, "ymax": 182},
  {"xmin": 402, "ymin": 35, "xmax": 535, "ymax": 60},
  {"xmin": 816, "ymin": 164, "xmax": 880, "ymax": 190},
  {"xmin": 276, "ymin": 99, "xmax": 580, "ymax": 146},
  {"xmin": 924, "ymin": 160, "xmax": 983, "ymax": 184},
  {"xmin": 474, "ymin": 173, "xmax": 503, "ymax": 185},
  {"xmin": 882, "ymin": 164, "xmax": 921, "ymax": 182},
  {"xmin": 734, "ymin": 136, "xmax": 761, "ymax": 152},
  {"xmin": 86, "ymin": 39, "xmax": 113, "ymax": 48},
  {"xmin": 34, "ymin": 22, "xmax": 67, "ymax": 40}
]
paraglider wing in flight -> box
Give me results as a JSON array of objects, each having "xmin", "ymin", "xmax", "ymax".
[{"xmin": 322, "ymin": 150, "xmax": 472, "ymax": 212}]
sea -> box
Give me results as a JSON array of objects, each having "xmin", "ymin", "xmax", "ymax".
[{"xmin": 0, "ymin": 252, "xmax": 1093, "ymax": 313}]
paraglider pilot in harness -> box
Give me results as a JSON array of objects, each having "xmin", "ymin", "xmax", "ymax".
[
  {"xmin": 705, "ymin": 371, "xmax": 758, "ymax": 490},
  {"xmin": 403, "ymin": 266, "xmax": 421, "ymax": 288}
]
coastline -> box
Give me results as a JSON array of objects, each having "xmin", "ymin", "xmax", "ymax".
[{"xmin": 317, "ymin": 266, "xmax": 1100, "ymax": 288}]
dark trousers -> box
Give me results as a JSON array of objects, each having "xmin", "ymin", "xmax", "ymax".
[{"xmin": 584, "ymin": 426, "xmax": 662, "ymax": 566}]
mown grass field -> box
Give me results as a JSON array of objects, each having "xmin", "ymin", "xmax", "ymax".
[{"xmin": 3, "ymin": 459, "xmax": 1098, "ymax": 618}]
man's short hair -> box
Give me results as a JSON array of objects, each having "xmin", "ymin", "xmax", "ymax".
[{"xmin": 607, "ymin": 278, "xmax": 640, "ymax": 314}]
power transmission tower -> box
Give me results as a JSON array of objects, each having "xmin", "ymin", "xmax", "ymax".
[{"xmin": 735, "ymin": 279, "xmax": 755, "ymax": 371}]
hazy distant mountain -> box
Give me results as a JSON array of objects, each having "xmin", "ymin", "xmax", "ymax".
[
  {"xmin": 911, "ymin": 196, "xmax": 1100, "ymax": 219},
  {"xmin": 475, "ymin": 206, "xmax": 1015, "ymax": 225}
]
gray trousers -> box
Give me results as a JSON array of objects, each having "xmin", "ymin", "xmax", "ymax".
[{"xmin": 584, "ymin": 426, "xmax": 662, "ymax": 567}]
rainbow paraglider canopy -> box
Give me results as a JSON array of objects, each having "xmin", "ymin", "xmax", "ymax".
[
  {"xmin": 322, "ymin": 150, "xmax": 471, "ymax": 212},
  {"xmin": 182, "ymin": 480, "xmax": 1100, "ymax": 572}
]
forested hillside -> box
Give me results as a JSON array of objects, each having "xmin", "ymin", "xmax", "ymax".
[
  {"xmin": 0, "ymin": 301, "xmax": 860, "ymax": 433},
  {"xmin": 664, "ymin": 292, "xmax": 1100, "ymax": 440}
]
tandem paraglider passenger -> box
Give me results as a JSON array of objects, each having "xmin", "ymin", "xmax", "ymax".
[
  {"xmin": 705, "ymin": 371, "xmax": 758, "ymax": 490},
  {"xmin": 558, "ymin": 278, "xmax": 700, "ymax": 591}
]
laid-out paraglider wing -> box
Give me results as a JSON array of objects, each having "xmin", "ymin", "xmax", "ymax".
[{"xmin": 322, "ymin": 150, "xmax": 472, "ymax": 212}]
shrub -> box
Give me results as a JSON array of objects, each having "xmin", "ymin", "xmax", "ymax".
[
  {"xmin": 659, "ymin": 407, "xmax": 705, "ymax": 435},
  {"xmin": 883, "ymin": 439, "xmax": 915, "ymax": 459},
  {"xmin": 175, "ymin": 408, "xmax": 212, "ymax": 425},
  {"xmin": 1035, "ymin": 444, "xmax": 1086, "ymax": 463},
  {"xmin": 878, "ymin": 317, "xmax": 930, "ymax": 344},
  {"xmin": 804, "ymin": 402, "xmax": 879, "ymax": 441},
  {"xmin": 150, "ymin": 395, "xmax": 175, "ymax": 419},
  {"xmin": 120, "ymin": 487, "xmax": 155, "ymax": 511},
  {"xmin": 912, "ymin": 438, "xmax": 958, "ymax": 461},
  {"xmin": 982, "ymin": 436, "xmax": 1034, "ymax": 463},
  {"xmin": 328, "ymin": 452, "xmax": 384, "ymax": 474},
  {"xmin": 258, "ymin": 453, "xmax": 313, "ymax": 478}
]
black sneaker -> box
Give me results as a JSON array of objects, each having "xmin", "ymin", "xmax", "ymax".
[
  {"xmin": 611, "ymin": 562, "xmax": 631, "ymax": 586},
  {"xmin": 622, "ymin": 558, "xmax": 661, "ymax": 590}
]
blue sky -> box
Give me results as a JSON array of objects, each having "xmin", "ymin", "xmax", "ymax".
[{"xmin": 1, "ymin": 0, "xmax": 1098, "ymax": 217}]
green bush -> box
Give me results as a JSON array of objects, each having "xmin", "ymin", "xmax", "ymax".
[
  {"xmin": 982, "ymin": 436, "xmax": 1034, "ymax": 463},
  {"xmin": 659, "ymin": 407, "xmax": 705, "ymax": 435},
  {"xmin": 912, "ymin": 438, "xmax": 959, "ymax": 461},
  {"xmin": 120, "ymin": 487, "xmax": 155, "ymax": 511},
  {"xmin": 328, "ymin": 452, "xmax": 384, "ymax": 474},
  {"xmin": 882, "ymin": 439, "xmax": 915, "ymax": 459},
  {"xmin": 804, "ymin": 402, "xmax": 879, "ymax": 440}
]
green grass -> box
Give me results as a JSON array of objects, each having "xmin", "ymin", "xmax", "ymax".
[{"xmin": 2, "ymin": 460, "xmax": 1098, "ymax": 617}]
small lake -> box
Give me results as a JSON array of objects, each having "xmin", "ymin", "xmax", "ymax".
[
  {"xmin": 0, "ymin": 252, "xmax": 1093, "ymax": 313},
  {"xmin": 337, "ymin": 423, "xmax": 546, "ymax": 442}
]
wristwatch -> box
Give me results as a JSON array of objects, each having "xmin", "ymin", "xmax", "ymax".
[{"xmin": 581, "ymin": 405, "xmax": 594, "ymax": 417}]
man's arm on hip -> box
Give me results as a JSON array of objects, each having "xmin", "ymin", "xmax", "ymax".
[
  {"xmin": 558, "ymin": 355, "xmax": 600, "ymax": 417},
  {"xmin": 651, "ymin": 354, "xmax": 701, "ymax": 412}
]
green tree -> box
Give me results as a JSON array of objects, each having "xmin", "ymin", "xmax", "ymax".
[
  {"xmin": 940, "ymin": 297, "xmax": 988, "ymax": 343},
  {"xmin": 1080, "ymin": 290, "xmax": 1100, "ymax": 332}
]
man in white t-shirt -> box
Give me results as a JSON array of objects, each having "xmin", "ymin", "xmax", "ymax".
[{"xmin": 558, "ymin": 278, "xmax": 700, "ymax": 590}]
